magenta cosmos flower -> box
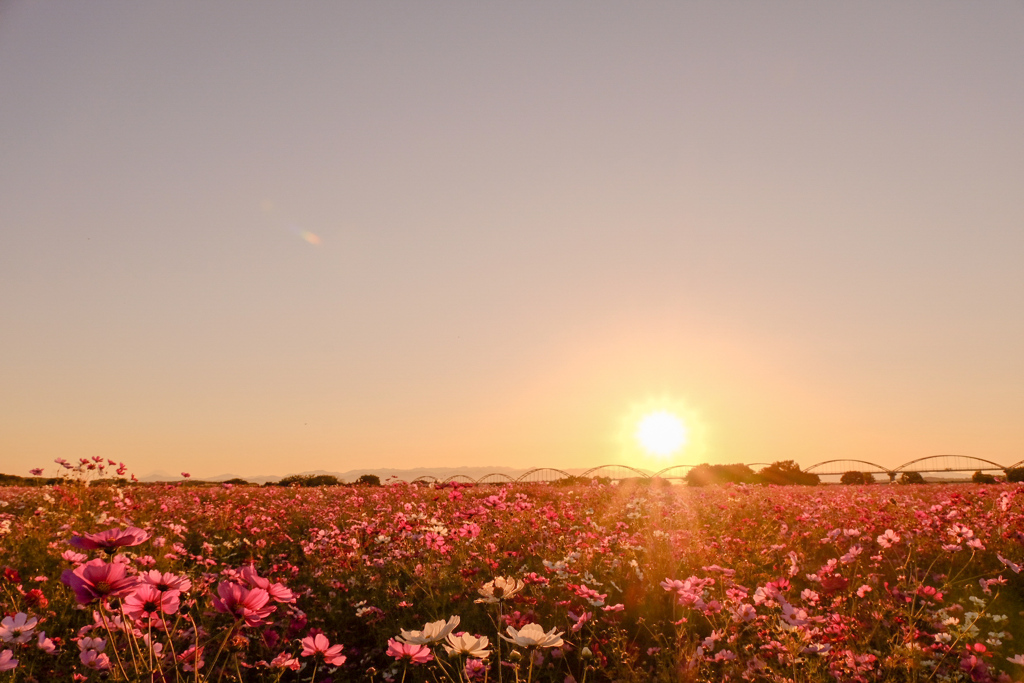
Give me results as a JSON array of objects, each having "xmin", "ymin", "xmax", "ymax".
[
  {"xmin": 387, "ymin": 639, "xmax": 433, "ymax": 664},
  {"xmin": 212, "ymin": 582, "xmax": 275, "ymax": 627},
  {"xmin": 60, "ymin": 559, "xmax": 138, "ymax": 604},
  {"xmin": 300, "ymin": 633, "xmax": 346, "ymax": 666},
  {"xmin": 69, "ymin": 527, "xmax": 150, "ymax": 551},
  {"xmin": 123, "ymin": 584, "xmax": 180, "ymax": 621}
]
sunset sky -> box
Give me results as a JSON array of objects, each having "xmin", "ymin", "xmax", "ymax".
[{"xmin": 2, "ymin": 2, "xmax": 1023, "ymax": 479}]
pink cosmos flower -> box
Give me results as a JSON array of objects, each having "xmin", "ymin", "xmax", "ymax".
[
  {"xmin": 0, "ymin": 649, "xmax": 17, "ymax": 672},
  {"xmin": 69, "ymin": 526, "xmax": 150, "ymax": 551},
  {"xmin": 998, "ymin": 554, "xmax": 1022, "ymax": 574},
  {"xmin": 269, "ymin": 652, "xmax": 300, "ymax": 670},
  {"xmin": 78, "ymin": 637, "xmax": 106, "ymax": 653},
  {"xmin": 239, "ymin": 565, "xmax": 294, "ymax": 603},
  {"xmin": 37, "ymin": 631, "xmax": 56, "ymax": 654},
  {"xmin": 212, "ymin": 582, "xmax": 275, "ymax": 626},
  {"xmin": 300, "ymin": 633, "xmax": 346, "ymax": 666},
  {"xmin": 140, "ymin": 570, "xmax": 192, "ymax": 594},
  {"xmin": 62, "ymin": 550, "xmax": 88, "ymax": 564},
  {"xmin": 29, "ymin": 468, "xmax": 43, "ymax": 476},
  {"xmin": 387, "ymin": 638, "xmax": 433, "ymax": 664},
  {"xmin": 80, "ymin": 650, "xmax": 111, "ymax": 671},
  {"xmin": 123, "ymin": 584, "xmax": 180, "ymax": 620},
  {"xmin": 60, "ymin": 558, "xmax": 139, "ymax": 604},
  {"xmin": 0, "ymin": 613, "xmax": 37, "ymax": 644},
  {"xmin": 876, "ymin": 529, "xmax": 900, "ymax": 548},
  {"xmin": 178, "ymin": 645, "xmax": 205, "ymax": 672},
  {"xmin": 464, "ymin": 657, "xmax": 488, "ymax": 680}
]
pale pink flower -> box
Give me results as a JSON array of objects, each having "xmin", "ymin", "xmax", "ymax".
[
  {"xmin": 444, "ymin": 633, "xmax": 492, "ymax": 658},
  {"xmin": 37, "ymin": 631, "xmax": 56, "ymax": 654},
  {"xmin": 62, "ymin": 549, "xmax": 88, "ymax": 564},
  {"xmin": 78, "ymin": 637, "xmax": 106, "ymax": 653},
  {"xmin": 876, "ymin": 529, "xmax": 900, "ymax": 548},
  {"xmin": 300, "ymin": 633, "xmax": 346, "ymax": 666},
  {"xmin": 0, "ymin": 613, "xmax": 37, "ymax": 644},
  {"xmin": 0, "ymin": 649, "xmax": 17, "ymax": 672},
  {"xmin": 501, "ymin": 623, "xmax": 564, "ymax": 649},
  {"xmin": 80, "ymin": 650, "xmax": 111, "ymax": 671},
  {"xmin": 475, "ymin": 576, "xmax": 525, "ymax": 603},
  {"xmin": 387, "ymin": 639, "xmax": 433, "ymax": 664},
  {"xmin": 998, "ymin": 554, "xmax": 1021, "ymax": 574},
  {"xmin": 399, "ymin": 616, "xmax": 460, "ymax": 645},
  {"xmin": 269, "ymin": 652, "xmax": 300, "ymax": 670},
  {"xmin": 730, "ymin": 603, "xmax": 757, "ymax": 622}
]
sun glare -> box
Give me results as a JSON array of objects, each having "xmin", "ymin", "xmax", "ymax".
[{"xmin": 635, "ymin": 411, "xmax": 688, "ymax": 457}]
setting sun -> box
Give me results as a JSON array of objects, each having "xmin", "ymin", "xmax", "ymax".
[{"xmin": 635, "ymin": 410, "xmax": 688, "ymax": 457}]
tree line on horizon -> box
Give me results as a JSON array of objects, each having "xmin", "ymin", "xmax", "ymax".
[{"xmin": 4, "ymin": 460, "xmax": 1024, "ymax": 488}]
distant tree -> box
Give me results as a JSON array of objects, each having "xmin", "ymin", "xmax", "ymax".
[
  {"xmin": 686, "ymin": 464, "xmax": 758, "ymax": 487},
  {"xmin": 972, "ymin": 470, "xmax": 997, "ymax": 484},
  {"xmin": 1006, "ymin": 468, "xmax": 1024, "ymax": 483},
  {"xmin": 222, "ymin": 478, "xmax": 250, "ymax": 486},
  {"xmin": 305, "ymin": 475, "xmax": 341, "ymax": 487},
  {"xmin": 277, "ymin": 474, "xmax": 311, "ymax": 487},
  {"xmin": 898, "ymin": 471, "xmax": 926, "ymax": 485},
  {"xmin": 840, "ymin": 471, "xmax": 873, "ymax": 485},
  {"xmin": 757, "ymin": 460, "xmax": 819, "ymax": 486},
  {"xmin": 355, "ymin": 474, "xmax": 381, "ymax": 487}
]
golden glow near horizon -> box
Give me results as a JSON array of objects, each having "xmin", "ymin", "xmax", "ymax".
[{"xmin": 635, "ymin": 410, "xmax": 688, "ymax": 458}]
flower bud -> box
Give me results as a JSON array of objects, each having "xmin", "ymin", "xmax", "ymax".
[{"xmin": 581, "ymin": 646, "xmax": 593, "ymax": 659}]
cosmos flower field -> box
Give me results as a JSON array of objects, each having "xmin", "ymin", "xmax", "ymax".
[{"xmin": 2, "ymin": 476, "xmax": 1024, "ymax": 682}]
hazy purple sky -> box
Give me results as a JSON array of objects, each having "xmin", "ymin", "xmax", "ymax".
[{"xmin": 3, "ymin": 2, "xmax": 1023, "ymax": 478}]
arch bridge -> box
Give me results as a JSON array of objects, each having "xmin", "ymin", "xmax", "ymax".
[
  {"xmin": 580, "ymin": 464, "xmax": 651, "ymax": 482},
  {"xmin": 805, "ymin": 459, "xmax": 894, "ymax": 483}
]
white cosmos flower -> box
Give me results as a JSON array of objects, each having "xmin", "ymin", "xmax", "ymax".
[
  {"xmin": 398, "ymin": 616, "xmax": 460, "ymax": 645},
  {"xmin": 0, "ymin": 613, "xmax": 38, "ymax": 644},
  {"xmin": 475, "ymin": 576, "xmax": 525, "ymax": 604},
  {"xmin": 500, "ymin": 623, "xmax": 564, "ymax": 649},
  {"xmin": 444, "ymin": 633, "xmax": 492, "ymax": 658}
]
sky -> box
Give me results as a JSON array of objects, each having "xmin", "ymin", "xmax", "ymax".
[{"xmin": 2, "ymin": 2, "xmax": 1024, "ymax": 479}]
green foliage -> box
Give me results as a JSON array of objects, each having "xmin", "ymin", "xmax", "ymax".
[
  {"xmin": 1006, "ymin": 468, "xmax": 1024, "ymax": 483},
  {"xmin": 305, "ymin": 474, "xmax": 341, "ymax": 487},
  {"xmin": 972, "ymin": 470, "xmax": 998, "ymax": 484},
  {"xmin": 355, "ymin": 473, "xmax": 381, "ymax": 487},
  {"xmin": 840, "ymin": 470, "xmax": 874, "ymax": 485},
  {"xmin": 685, "ymin": 463, "xmax": 758, "ymax": 487},
  {"xmin": 898, "ymin": 471, "xmax": 926, "ymax": 484},
  {"xmin": 0, "ymin": 473, "xmax": 60, "ymax": 487},
  {"xmin": 757, "ymin": 460, "xmax": 820, "ymax": 486}
]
